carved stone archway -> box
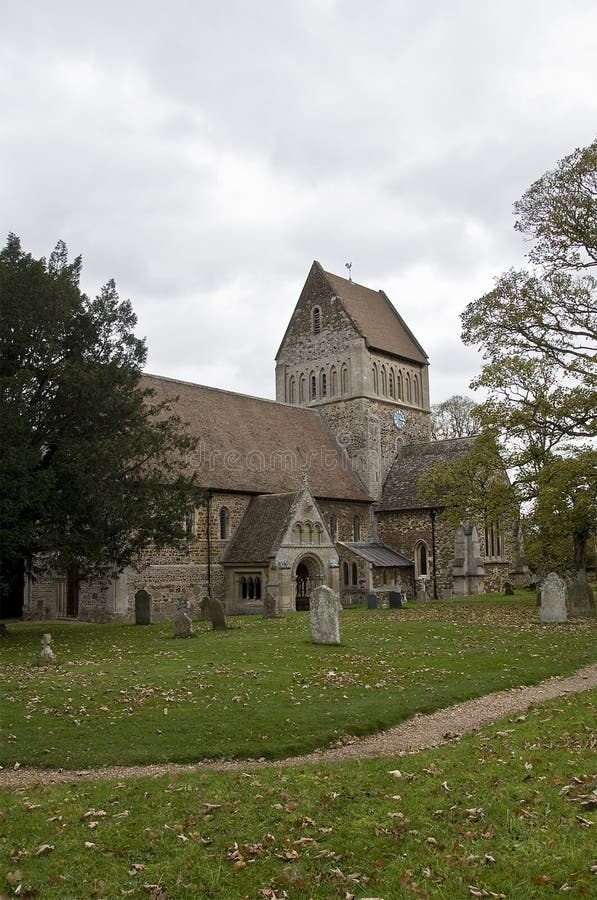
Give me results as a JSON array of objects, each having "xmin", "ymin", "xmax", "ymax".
[{"xmin": 293, "ymin": 554, "xmax": 324, "ymax": 611}]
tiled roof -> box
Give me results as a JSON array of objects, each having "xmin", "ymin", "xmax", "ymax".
[
  {"xmin": 221, "ymin": 493, "xmax": 296, "ymax": 564},
  {"xmin": 142, "ymin": 374, "xmax": 370, "ymax": 501},
  {"xmin": 323, "ymin": 268, "xmax": 429, "ymax": 365},
  {"xmin": 339, "ymin": 542, "xmax": 413, "ymax": 567},
  {"xmin": 378, "ymin": 437, "xmax": 477, "ymax": 510}
]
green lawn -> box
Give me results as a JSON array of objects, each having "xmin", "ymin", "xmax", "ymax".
[
  {"xmin": 2, "ymin": 593, "xmax": 596, "ymax": 770},
  {"xmin": 1, "ymin": 690, "xmax": 595, "ymax": 898}
]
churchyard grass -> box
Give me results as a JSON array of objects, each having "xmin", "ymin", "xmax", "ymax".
[
  {"xmin": 2, "ymin": 592, "xmax": 595, "ymax": 770},
  {"xmin": 1, "ymin": 690, "xmax": 595, "ymax": 898}
]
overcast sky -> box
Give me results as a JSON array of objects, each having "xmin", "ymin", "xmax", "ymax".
[{"xmin": 2, "ymin": 1, "xmax": 596, "ymax": 405}]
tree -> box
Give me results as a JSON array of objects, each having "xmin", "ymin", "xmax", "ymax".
[
  {"xmin": 431, "ymin": 394, "xmax": 478, "ymax": 440},
  {"xmin": 418, "ymin": 431, "xmax": 518, "ymax": 532},
  {"xmin": 514, "ymin": 139, "xmax": 597, "ymax": 272},
  {"xmin": 458, "ymin": 141, "xmax": 597, "ymax": 575},
  {"xmin": 0, "ymin": 234, "xmax": 201, "ymax": 585}
]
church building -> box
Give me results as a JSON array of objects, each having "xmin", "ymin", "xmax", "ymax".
[{"xmin": 24, "ymin": 262, "xmax": 525, "ymax": 622}]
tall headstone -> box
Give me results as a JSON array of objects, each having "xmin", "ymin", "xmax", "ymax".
[
  {"xmin": 310, "ymin": 585, "xmax": 341, "ymax": 645},
  {"xmin": 539, "ymin": 573, "xmax": 567, "ymax": 623},
  {"xmin": 207, "ymin": 596, "xmax": 227, "ymax": 631},
  {"xmin": 135, "ymin": 589, "xmax": 152, "ymax": 624},
  {"xmin": 263, "ymin": 591, "xmax": 277, "ymax": 618},
  {"xmin": 389, "ymin": 591, "xmax": 402, "ymax": 609},
  {"xmin": 567, "ymin": 575, "xmax": 596, "ymax": 618},
  {"xmin": 367, "ymin": 593, "xmax": 378, "ymax": 609},
  {"xmin": 174, "ymin": 599, "xmax": 194, "ymax": 638}
]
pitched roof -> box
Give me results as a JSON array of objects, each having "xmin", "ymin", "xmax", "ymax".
[
  {"xmin": 142, "ymin": 374, "xmax": 370, "ymax": 501},
  {"xmin": 378, "ymin": 436, "xmax": 477, "ymax": 511},
  {"xmin": 339, "ymin": 542, "xmax": 413, "ymax": 567},
  {"xmin": 221, "ymin": 492, "xmax": 296, "ymax": 564},
  {"xmin": 322, "ymin": 266, "xmax": 429, "ymax": 365}
]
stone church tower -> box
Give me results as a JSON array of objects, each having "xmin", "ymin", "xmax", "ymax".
[{"xmin": 275, "ymin": 261, "xmax": 432, "ymax": 499}]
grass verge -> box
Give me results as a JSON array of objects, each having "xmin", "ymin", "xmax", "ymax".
[{"xmin": 1, "ymin": 690, "xmax": 595, "ymax": 898}]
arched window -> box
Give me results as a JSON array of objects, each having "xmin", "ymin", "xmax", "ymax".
[
  {"xmin": 389, "ymin": 369, "xmax": 395, "ymax": 398},
  {"xmin": 343, "ymin": 562, "xmax": 349, "ymax": 586},
  {"xmin": 329, "ymin": 515, "xmax": 337, "ymax": 541},
  {"xmin": 397, "ymin": 371, "xmax": 402, "ymax": 399},
  {"xmin": 304, "ymin": 522, "xmax": 313, "ymax": 543},
  {"xmin": 330, "ymin": 366, "xmax": 337, "ymax": 396},
  {"xmin": 219, "ymin": 506, "xmax": 230, "ymax": 539},
  {"xmin": 255, "ymin": 576, "xmax": 262, "ymax": 600},
  {"xmin": 185, "ymin": 510, "xmax": 194, "ymax": 538},
  {"xmin": 242, "ymin": 577, "xmax": 248, "ymax": 599},
  {"xmin": 353, "ymin": 515, "xmax": 361, "ymax": 541},
  {"xmin": 372, "ymin": 363, "xmax": 379, "ymax": 394},
  {"xmin": 351, "ymin": 562, "xmax": 358, "ymax": 586},
  {"xmin": 293, "ymin": 523, "xmax": 303, "ymax": 543},
  {"xmin": 341, "ymin": 364, "xmax": 349, "ymax": 396},
  {"xmin": 299, "ymin": 374, "xmax": 306, "ymax": 403},
  {"xmin": 415, "ymin": 542, "xmax": 428, "ymax": 577},
  {"xmin": 312, "ymin": 306, "xmax": 321, "ymax": 335},
  {"xmin": 288, "ymin": 376, "xmax": 296, "ymax": 404},
  {"xmin": 310, "ymin": 372, "xmax": 317, "ymax": 400},
  {"xmin": 406, "ymin": 373, "xmax": 412, "ymax": 403},
  {"xmin": 413, "ymin": 375, "xmax": 419, "ymax": 404},
  {"xmin": 485, "ymin": 520, "xmax": 503, "ymax": 559},
  {"xmin": 381, "ymin": 366, "xmax": 387, "ymax": 396},
  {"xmin": 320, "ymin": 369, "xmax": 327, "ymax": 397},
  {"xmin": 314, "ymin": 524, "xmax": 323, "ymax": 544}
]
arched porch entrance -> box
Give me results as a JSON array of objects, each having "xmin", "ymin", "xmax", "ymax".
[{"xmin": 294, "ymin": 554, "xmax": 324, "ymax": 611}]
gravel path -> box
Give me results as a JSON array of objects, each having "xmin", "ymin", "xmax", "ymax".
[{"xmin": 1, "ymin": 663, "xmax": 595, "ymax": 789}]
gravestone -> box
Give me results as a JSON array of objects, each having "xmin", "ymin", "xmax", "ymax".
[
  {"xmin": 38, "ymin": 633, "xmax": 56, "ymax": 665},
  {"xmin": 366, "ymin": 593, "xmax": 378, "ymax": 609},
  {"xmin": 389, "ymin": 591, "xmax": 402, "ymax": 609},
  {"xmin": 539, "ymin": 573, "xmax": 567, "ymax": 623},
  {"xmin": 503, "ymin": 582, "xmax": 515, "ymax": 596},
  {"xmin": 567, "ymin": 575, "xmax": 596, "ymax": 618},
  {"xmin": 263, "ymin": 591, "xmax": 277, "ymax": 618},
  {"xmin": 135, "ymin": 589, "xmax": 152, "ymax": 625},
  {"xmin": 310, "ymin": 585, "xmax": 341, "ymax": 645},
  {"xmin": 174, "ymin": 599, "xmax": 194, "ymax": 638},
  {"xmin": 207, "ymin": 596, "xmax": 227, "ymax": 631}
]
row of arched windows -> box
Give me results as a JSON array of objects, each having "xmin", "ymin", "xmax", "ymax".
[
  {"xmin": 293, "ymin": 521, "xmax": 324, "ymax": 544},
  {"xmin": 372, "ymin": 362, "xmax": 420, "ymax": 405},
  {"xmin": 342, "ymin": 561, "xmax": 359, "ymax": 587},
  {"xmin": 241, "ymin": 576, "xmax": 261, "ymax": 600},
  {"xmin": 288, "ymin": 364, "xmax": 350, "ymax": 404},
  {"xmin": 484, "ymin": 521, "xmax": 503, "ymax": 559}
]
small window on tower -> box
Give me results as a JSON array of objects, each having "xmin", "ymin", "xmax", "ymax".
[
  {"xmin": 312, "ymin": 307, "xmax": 321, "ymax": 334},
  {"xmin": 310, "ymin": 374, "xmax": 317, "ymax": 400}
]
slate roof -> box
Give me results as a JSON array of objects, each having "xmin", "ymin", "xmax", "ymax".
[
  {"xmin": 322, "ymin": 267, "xmax": 429, "ymax": 365},
  {"xmin": 142, "ymin": 374, "xmax": 370, "ymax": 501},
  {"xmin": 339, "ymin": 542, "xmax": 413, "ymax": 567},
  {"xmin": 378, "ymin": 437, "xmax": 478, "ymax": 511},
  {"xmin": 221, "ymin": 492, "xmax": 296, "ymax": 564}
]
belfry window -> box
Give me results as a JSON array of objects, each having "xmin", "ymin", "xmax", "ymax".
[
  {"xmin": 353, "ymin": 515, "xmax": 361, "ymax": 541},
  {"xmin": 389, "ymin": 370, "xmax": 395, "ymax": 398},
  {"xmin": 310, "ymin": 374, "xmax": 317, "ymax": 400},
  {"xmin": 219, "ymin": 506, "xmax": 230, "ymax": 539},
  {"xmin": 320, "ymin": 370, "xmax": 327, "ymax": 397},
  {"xmin": 299, "ymin": 374, "xmax": 306, "ymax": 403},
  {"xmin": 343, "ymin": 562, "xmax": 349, "ymax": 586},
  {"xmin": 312, "ymin": 306, "xmax": 321, "ymax": 335},
  {"xmin": 351, "ymin": 562, "xmax": 358, "ymax": 586},
  {"xmin": 329, "ymin": 515, "xmax": 337, "ymax": 540}
]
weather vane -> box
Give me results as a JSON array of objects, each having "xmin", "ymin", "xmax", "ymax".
[{"xmin": 345, "ymin": 261, "xmax": 352, "ymax": 281}]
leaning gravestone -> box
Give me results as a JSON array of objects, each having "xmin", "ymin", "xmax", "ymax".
[
  {"xmin": 38, "ymin": 633, "xmax": 56, "ymax": 665},
  {"xmin": 310, "ymin": 585, "xmax": 341, "ymax": 645},
  {"xmin": 174, "ymin": 599, "xmax": 194, "ymax": 638},
  {"xmin": 539, "ymin": 573, "xmax": 567, "ymax": 623},
  {"xmin": 135, "ymin": 589, "xmax": 152, "ymax": 625},
  {"xmin": 207, "ymin": 596, "xmax": 227, "ymax": 631},
  {"xmin": 389, "ymin": 590, "xmax": 402, "ymax": 609},
  {"xmin": 567, "ymin": 575, "xmax": 596, "ymax": 618},
  {"xmin": 366, "ymin": 593, "xmax": 378, "ymax": 609}
]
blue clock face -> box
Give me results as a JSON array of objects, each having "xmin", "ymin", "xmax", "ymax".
[{"xmin": 393, "ymin": 410, "xmax": 405, "ymax": 430}]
